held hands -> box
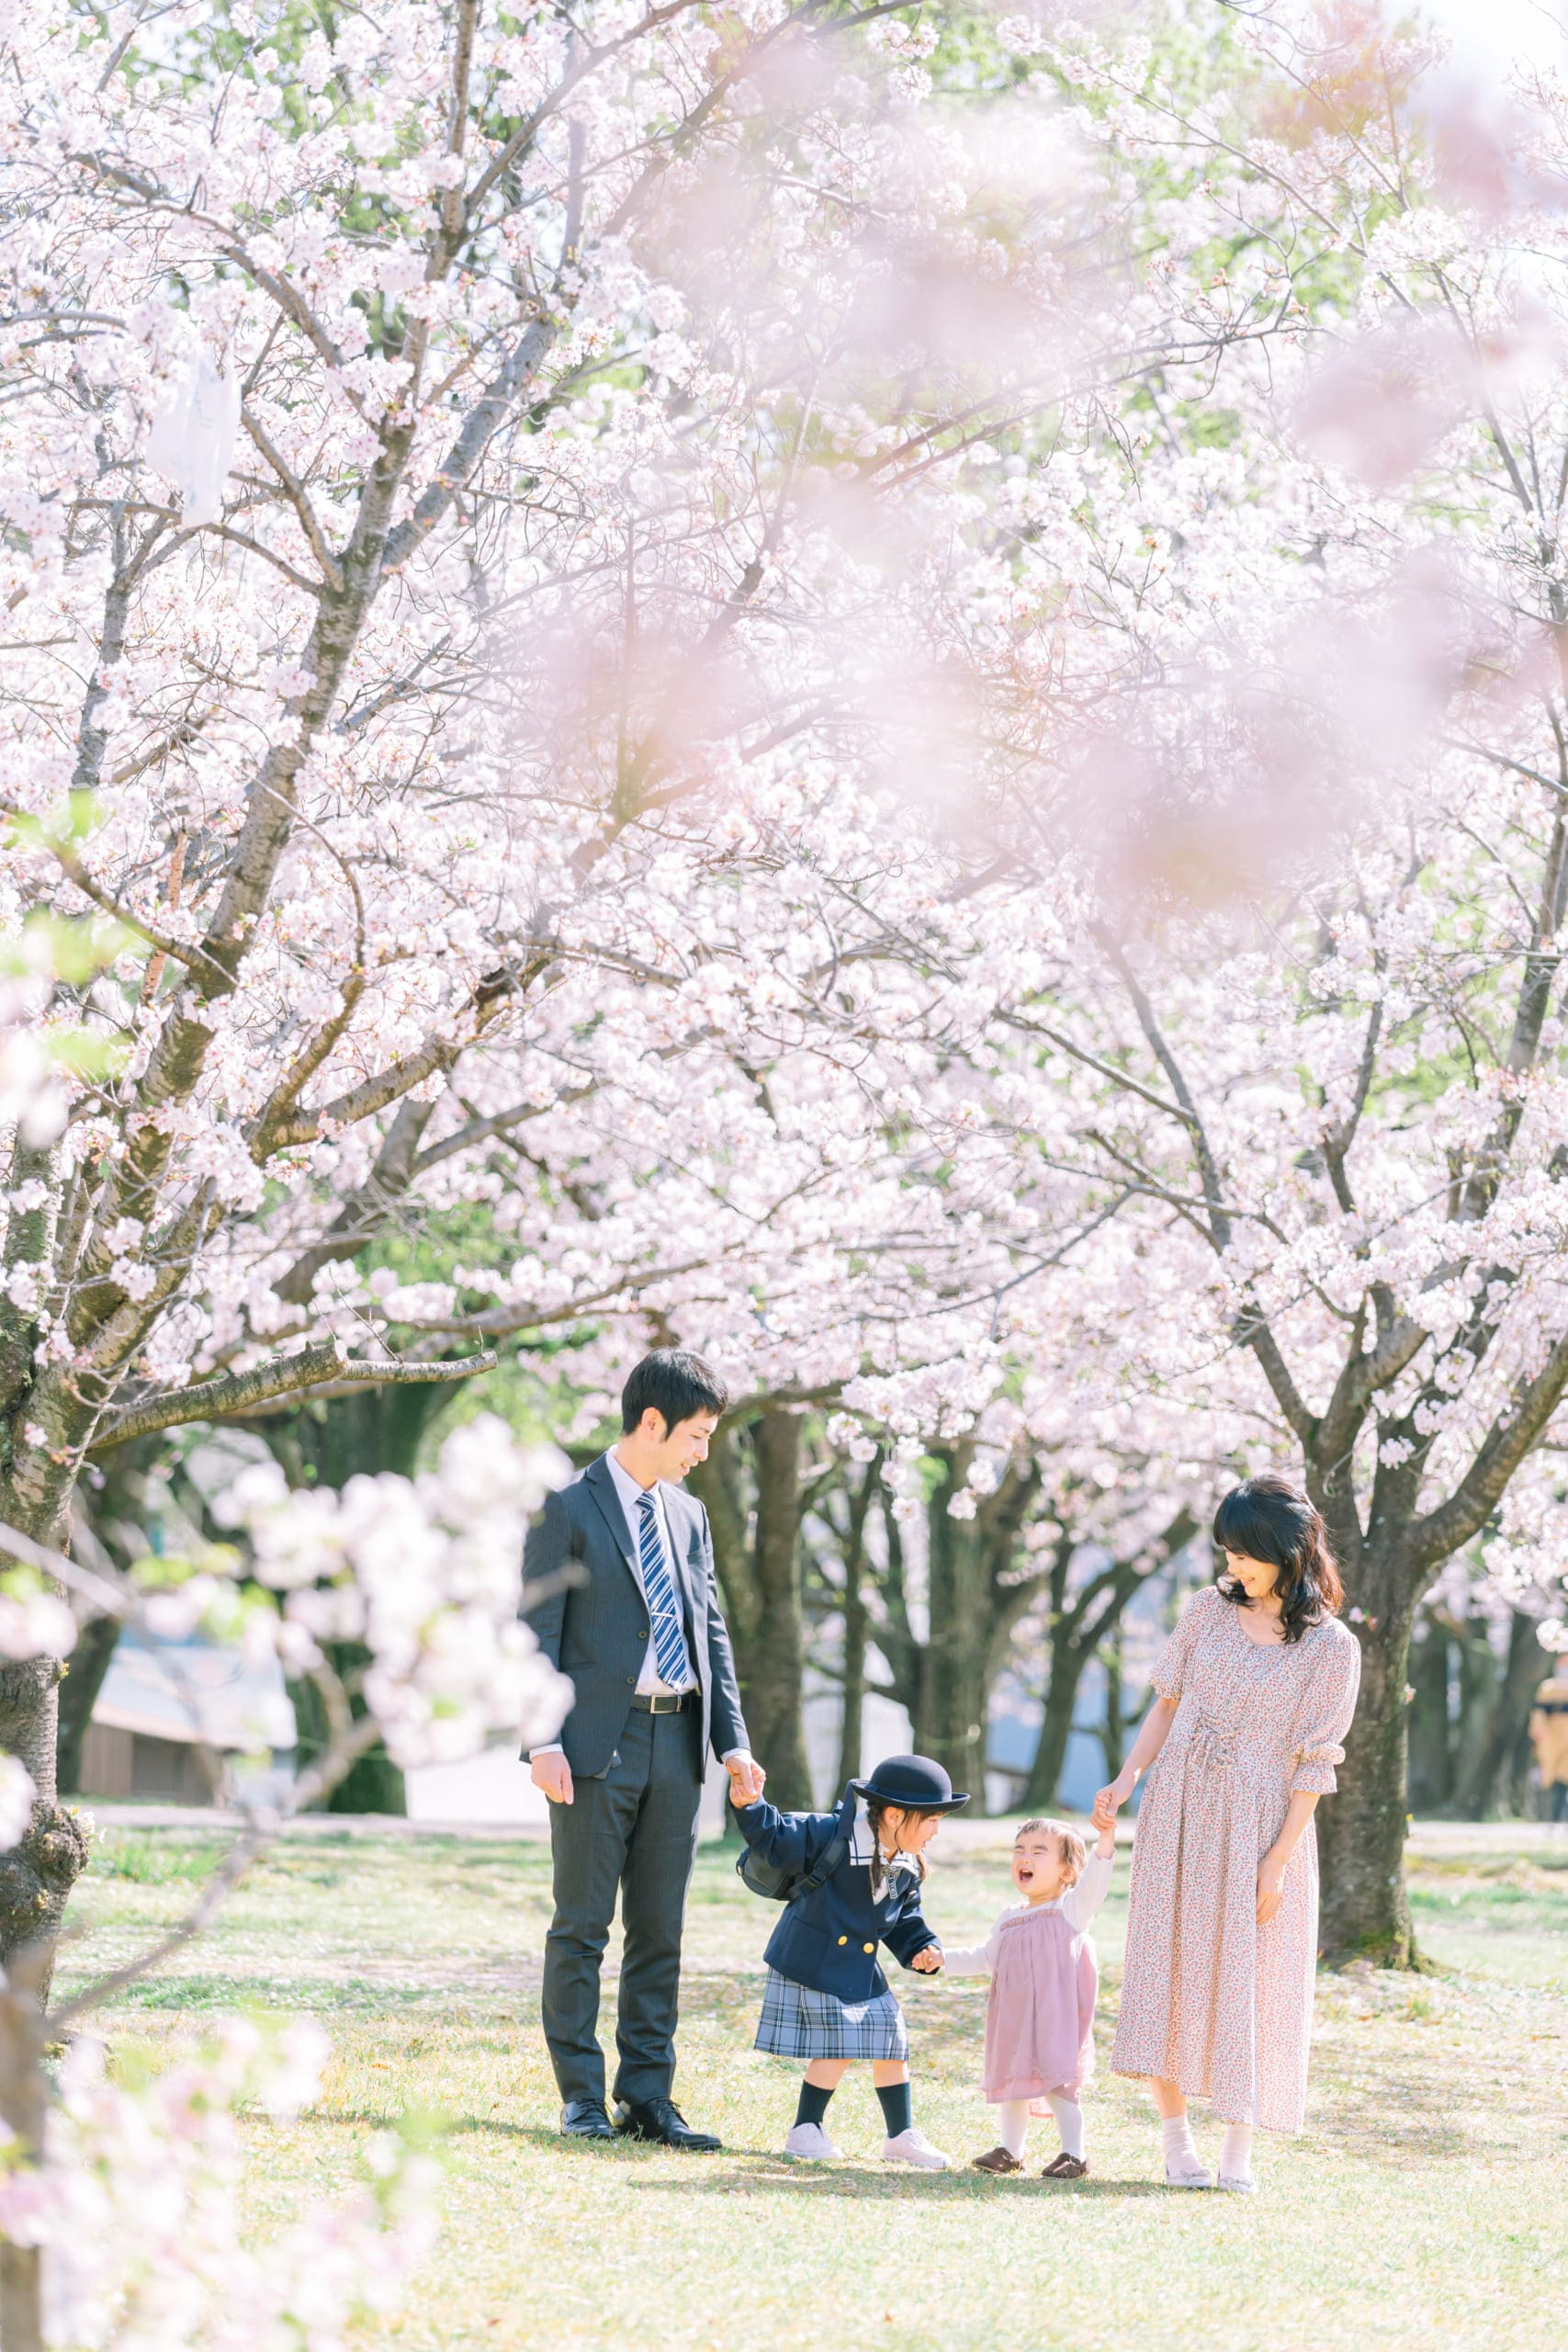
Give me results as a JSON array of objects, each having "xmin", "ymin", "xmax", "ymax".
[
  {"xmin": 725, "ymin": 1752, "xmax": 766, "ymax": 1807},
  {"xmin": 1256, "ymin": 1851, "xmax": 1286, "ymax": 1926},
  {"xmin": 1091, "ymin": 1770, "xmax": 1136, "ymax": 1835},
  {"xmin": 531, "ymin": 1750, "xmax": 574, "ymax": 1805},
  {"xmin": 909, "ymin": 1946, "xmax": 943, "ymax": 1973}
]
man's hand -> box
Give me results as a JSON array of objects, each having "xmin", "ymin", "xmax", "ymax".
[
  {"xmin": 531, "ymin": 1750, "xmax": 574, "ymax": 1805},
  {"xmin": 725, "ymin": 1750, "xmax": 766, "ymax": 1805},
  {"xmin": 909, "ymin": 1946, "xmax": 943, "ymax": 1973}
]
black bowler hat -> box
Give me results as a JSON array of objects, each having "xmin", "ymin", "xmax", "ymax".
[{"xmin": 852, "ymin": 1753, "xmax": 970, "ymax": 1814}]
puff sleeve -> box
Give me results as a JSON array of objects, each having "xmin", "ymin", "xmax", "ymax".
[
  {"xmin": 1288, "ymin": 1623, "xmax": 1362, "ymax": 1794},
  {"xmin": 1150, "ymin": 1584, "xmax": 1218, "ymax": 1704}
]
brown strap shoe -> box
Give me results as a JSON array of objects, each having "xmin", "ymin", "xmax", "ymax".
[
  {"xmin": 970, "ymin": 2145, "xmax": 1023, "ymax": 2174},
  {"xmin": 1042, "ymin": 2153, "xmax": 1089, "ymax": 2179}
]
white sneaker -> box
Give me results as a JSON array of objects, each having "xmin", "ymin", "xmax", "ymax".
[
  {"xmin": 881, "ymin": 2126, "xmax": 950, "ymax": 2171},
  {"xmin": 784, "ymin": 2120, "xmax": 840, "ymax": 2161},
  {"xmin": 1164, "ymin": 2157, "xmax": 1214, "ymax": 2189}
]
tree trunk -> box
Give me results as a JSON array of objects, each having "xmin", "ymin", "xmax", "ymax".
[
  {"xmin": 1450, "ymin": 1611, "xmax": 1501, "ymax": 1810},
  {"xmin": 833, "ymin": 1466, "xmax": 874, "ymax": 1798},
  {"xmin": 1405, "ymin": 1614, "xmax": 1453, "ymax": 1816},
  {"xmin": 919, "ymin": 1452, "xmax": 996, "ymax": 1809},
  {"xmin": 1100, "ymin": 1637, "xmax": 1126, "ymax": 1784},
  {"xmin": 0, "ymin": 1532, "xmax": 92, "ymax": 1983},
  {"xmin": 265, "ymin": 1382, "xmax": 460, "ymax": 1815},
  {"xmin": 1315, "ymin": 1560, "xmax": 1416, "ymax": 1965},
  {"xmin": 741, "ymin": 1409, "xmax": 812, "ymax": 1809},
  {"xmin": 1464, "ymin": 1609, "xmax": 1550, "ymax": 1817},
  {"xmin": 689, "ymin": 1408, "xmax": 812, "ymax": 1811},
  {"xmin": 0, "ymin": 1947, "xmax": 49, "ymax": 2352},
  {"xmin": 288, "ymin": 1651, "xmax": 409, "ymax": 1815},
  {"xmin": 54, "ymin": 1611, "xmax": 122, "ymax": 1795},
  {"xmin": 1021, "ymin": 1633, "xmax": 1089, "ymax": 1813}
]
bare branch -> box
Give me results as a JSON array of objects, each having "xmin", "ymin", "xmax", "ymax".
[{"xmin": 89, "ymin": 1343, "xmax": 497, "ymax": 1452}]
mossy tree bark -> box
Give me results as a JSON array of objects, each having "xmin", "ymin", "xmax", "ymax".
[{"xmin": 689, "ymin": 1407, "xmax": 815, "ymax": 1811}]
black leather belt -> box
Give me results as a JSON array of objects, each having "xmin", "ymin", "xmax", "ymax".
[{"xmin": 631, "ymin": 1690, "xmax": 695, "ymax": 1714}]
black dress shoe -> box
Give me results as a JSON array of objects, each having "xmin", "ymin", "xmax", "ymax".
[
  {"xmin": 615, "ymin": 2097, "xmax": 722, "ymax": 2152},
  {"xmin": 559, "ymin": 2098, "xmax": 615, "ymax": 2140}
]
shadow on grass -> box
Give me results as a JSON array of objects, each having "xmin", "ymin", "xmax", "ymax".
[
  {"xmin": 1308, "ymin": 2059, "xmax": 1476, "ymax": 2159},
  {"xmin": 299, "ymin": 2108, "xmax": 1172, "ymax": 2197},
  {"xmin": 626, "ymin": 2162, "xmax": 1169, "ymax": 2202}
]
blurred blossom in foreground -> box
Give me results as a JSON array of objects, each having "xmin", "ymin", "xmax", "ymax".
[
  {"xmin": 215, "ymin": 1416, "xmax": 572, "ymax": 1766},
  {"xmin": 0, "ymin": 1755, "xmax": 36, "ymax": 1850},
  {"xmin": 0, "ymin": 2019, "xmax": 438, "ymax": 2352}
]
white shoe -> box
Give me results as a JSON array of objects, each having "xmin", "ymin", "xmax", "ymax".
[
  {"xmin": 784, "ymin": 2120, "xmax": 840, "ymax": 2161},
  {"xmin": 1164, "ymin": 2157, "xmax": 1214, "ymax": 2188},
  {"xmin": 1216, "ymin": 2172, "xmax": 1256, "ymax": 2193},
  {"xmin": 881, "ymin": 2126, "xmax": 950, "ymax": 2171}
]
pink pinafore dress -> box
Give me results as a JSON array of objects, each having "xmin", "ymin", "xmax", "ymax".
[{"xmin": 983, "ymin": 1902, "xmax": 1098, "ymax": 2105}]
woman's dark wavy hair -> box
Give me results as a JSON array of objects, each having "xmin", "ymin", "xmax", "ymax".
[{"xmin": 1213, "ymin": 1473, "xmax": 1343, "ymax": 1645}]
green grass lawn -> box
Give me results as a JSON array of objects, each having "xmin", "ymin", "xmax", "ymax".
[{"xmin": 53, "ymin": 1818, "xmax": 1568, "ymax": 2352}]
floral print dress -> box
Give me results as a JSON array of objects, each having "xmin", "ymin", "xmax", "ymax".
[{"xmin": 1111, "ymin": 1583, "xmax": 1361, "ymax": 2132}]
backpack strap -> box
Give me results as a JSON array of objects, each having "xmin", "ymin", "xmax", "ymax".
[{"xmin": 792, "ymin": 1828, "xmax": 849, "ymax": 1903}]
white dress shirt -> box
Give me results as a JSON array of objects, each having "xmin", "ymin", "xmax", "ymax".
[
  {"xmin": 603, "ymin": 1449, "xmax": 697, "ymax": 1696},
  {"xmin": 534, "ymin": 1450, "xmax": 750, "ymax": 1767}
]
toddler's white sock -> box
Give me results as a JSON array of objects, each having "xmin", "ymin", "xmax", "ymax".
[
  {"xmin": 1046, "ymin": 2094, "xmax": 1085, "ymax": 2161},
  {"xmin": 1161, "ymin": 2113, "xmax": 1200, "ymax": 2167},
  {"xmin": 998, "ymin": 2099, "xmax": 1031, "ymax": 2159},
  {"xmin": 1219, "ymin": 2122, "xmax": 1254, "ymax": 2182}
]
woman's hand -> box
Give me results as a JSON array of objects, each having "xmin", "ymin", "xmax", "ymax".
[
  {"xmin": 1256, "ymin": 1850, "xmax": 1287, "ymax": 1926},
  {"xmin": 910, "ymin": 1946, "xmax": 943, "ymax": 1973},
  {"xmin": 1092, "ymin": 1770, "xmax": 1136, "ymax": 1833}
]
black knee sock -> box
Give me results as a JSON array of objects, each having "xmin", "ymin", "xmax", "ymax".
[
  {"xmin": 795, "ymin": 2080, "xmax": 836, "ymax": 2129},
  {"xmin": 876, "ymin": 2081, "xmax": 913, "ymax": 2138}
]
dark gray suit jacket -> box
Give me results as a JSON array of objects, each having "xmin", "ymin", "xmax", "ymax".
[{"xmin": 522, "ymin": 1453, "xmax": 748, "ymax": 1778}]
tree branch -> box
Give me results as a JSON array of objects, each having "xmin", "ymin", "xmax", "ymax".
[
  {"xmin": 238, "ymin": 404, "xmax": 344, "ymax": 591},
  {"xmin": 89, "ymin": 1344, "xmax": 497, "ymax": 1452},
  {"xmin": 1407, "ymin": 1340, "xmax": 1568, "ymax": 1573}
]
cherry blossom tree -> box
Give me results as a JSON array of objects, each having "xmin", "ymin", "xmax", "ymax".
[
  {"xmin": 0, "ymin": 1413, "xmax": 569, "ymax": 2352},
  {"xmin": 941, "ymin": 0, "xmax": 1568, "ymax": 1958},
  {"xmin": 2, "ymin": 0, "xmax": 1156, "ymax": 1959}
]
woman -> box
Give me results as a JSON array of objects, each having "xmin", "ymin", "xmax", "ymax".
[{"xmin": 1095, "ymin": 1473, "xmax": 1360, "ymax": 2192}]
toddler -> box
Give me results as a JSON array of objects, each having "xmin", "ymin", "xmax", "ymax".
[{"xmin": 942, "ymin": 1815, "xmax": 1113, "ymax": 2177}]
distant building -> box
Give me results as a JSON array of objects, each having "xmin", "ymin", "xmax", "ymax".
[{"xmin": 79, "ymin": 1626, "xmax": 296, "ymax": 1807}]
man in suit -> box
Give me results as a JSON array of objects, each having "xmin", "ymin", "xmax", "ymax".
[{"xmin": 525, "ymin": 1349, "xmax": 763, "ymax": 2149}]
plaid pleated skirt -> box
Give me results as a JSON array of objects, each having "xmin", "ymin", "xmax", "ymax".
[{"xmin": 754, "ymin": 1968, "xmax": 909, "ymax": 2062}]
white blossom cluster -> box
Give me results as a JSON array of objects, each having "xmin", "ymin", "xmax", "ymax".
[
  {"xmin": 0, "ymin": 2018, "xmax": 437, "ymax": 2352},
  {"xmin": 215, "ymin": 1417, "xmax": 573, "ymax": 1768}
]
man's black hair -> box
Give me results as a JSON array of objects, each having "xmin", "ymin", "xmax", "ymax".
[{"xmin": 620, "ymin": 1349, "xmax": 729, "ymax": 1436}]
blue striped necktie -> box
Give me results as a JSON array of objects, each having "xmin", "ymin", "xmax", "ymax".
[{"xmin": 637, "ymin": 1491, "xmax": 694, "ymax": 1688}]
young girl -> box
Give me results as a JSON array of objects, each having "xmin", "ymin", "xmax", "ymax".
[
  {"xmin": 942, "ymin": 1816, "xmax": 1114, "ymax": 2178},
  {"xmin": 732, "ymin": 1752, "xmax": 968, "ymax": 2168}
]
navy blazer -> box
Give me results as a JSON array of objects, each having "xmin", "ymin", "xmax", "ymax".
[
  {"xmin": 736, "ymin": 1790, "xmax": 940, "ymax": 2004},
  {"xmin": 522, "ymin": 1454, "xmax": 748, "ymax": 1778}
]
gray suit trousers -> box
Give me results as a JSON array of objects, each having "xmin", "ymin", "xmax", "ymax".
[{"xmin": 540, "ymin": 1705, "xmax": 703, "ymax": 2109}]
